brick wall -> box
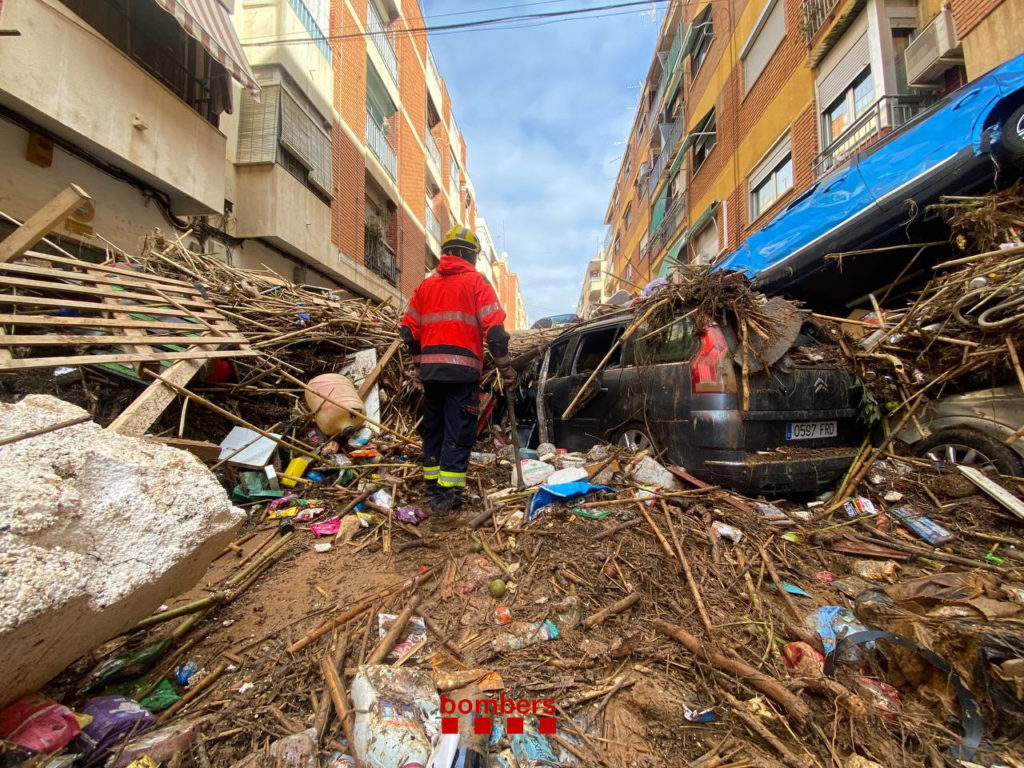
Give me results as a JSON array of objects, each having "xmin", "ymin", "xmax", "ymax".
[
  {"xmin": 950, "ymin": 0, "xmax": 1007, "ymax": 39},
  {"xmin": 332, "ymin": 123, "xmax": 365, "ymax": 263}
]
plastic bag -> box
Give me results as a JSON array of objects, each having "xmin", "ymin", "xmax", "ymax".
[{"xmin": 0, "ymin": 693, "xmax": 81, "ymax": 754}]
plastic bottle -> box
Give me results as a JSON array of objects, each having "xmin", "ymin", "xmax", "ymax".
[{"xmin": 351, "ymin": 666, "xmax": 440, "ymax": 768}]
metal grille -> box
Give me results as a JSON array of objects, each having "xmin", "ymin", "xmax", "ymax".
[
  {"xmin": 366, "ymin": 109, "xmax": 397, "ymax": 179},
  {"xmin": 367, "ymin": 0, "xmax": 398, "ymax": 83}
]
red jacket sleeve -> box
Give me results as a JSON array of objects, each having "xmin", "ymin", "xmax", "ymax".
[
  {"xmin": 400, "ymin": 289, "xmax": 422, "ymax": 355},
  {"xmin": 474, "ymin": 276, "xmax": 510, "ymax": 357}
]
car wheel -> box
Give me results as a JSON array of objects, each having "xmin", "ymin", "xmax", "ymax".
[
  {"xmin": 1002, "ymin": 103, "xmax": 1024, "ymax": 161},
  {"xmin": 616, "ymin": 423, "xmax": 654, "ymax": 453},
  {"xmin": 915, "ymin": 428, "xmax": 1024, "ymax": 476}
]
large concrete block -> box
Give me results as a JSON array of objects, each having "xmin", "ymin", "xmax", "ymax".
[{"xmin": 0, "ymin": 395, "xmax": 245, "ymax": 706}]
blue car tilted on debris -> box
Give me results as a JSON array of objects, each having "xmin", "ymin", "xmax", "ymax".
[{"xmin": 716, "ymin": 51, "xmax": 1024, "ymax": 304}]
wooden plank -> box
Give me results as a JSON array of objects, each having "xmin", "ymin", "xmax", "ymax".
[
  {"xmin": 0, "ymin": 333, "xmax": 247, "ymax": 346},
  {"xmin": 358, "ymin": 338, "xmax": 401, "ymax": 399},
  {"xmin": 88, "ymin": 267, "xmax": 154, "ymax": 374},
  {"xmin": 23, "ymin": 250, "xmax": 197, "ymax": 288},
  {"xmin": 0, "ymin": 275, "xmax": 214, "ymax": 309},
  {"xmin": 0, "ymin": 185, "xmax": 91, "ymax": 262},
  {"xmin": 143, "ymin": 436, "xmax": 221, "ymax": 461},
  {"xmin": 957, "ymin": 465, "xmax": 1024, "ymax": 521},
  {"xmin": 0, "ymin": 314, "xmax": 240, "ymax": 332},
  {"xmin": 108, "ymin": 359, "xmax": 206, "ymax": 436},
  {"xmin": 0, "ymin": 260, "xmax": 200, "ymax": 296},
  {"xmin": 666, "ymin": 466, "xmax": 754, "ymax": 514},
  {"xmin": 0, "ymin": 348, "xmax": 256, "ymax": 371},
  {"xmin": 0, "ymin": 294, "xmax": 224, "ymax": 319}
]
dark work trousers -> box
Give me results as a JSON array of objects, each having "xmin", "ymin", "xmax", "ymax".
[{"xmin": 420, "ymin": 381, "xmax": 479, "ymax": 494}]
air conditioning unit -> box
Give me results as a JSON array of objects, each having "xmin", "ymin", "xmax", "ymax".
[{"xmin": 905, "ymin": 6, "xmax": 962, "ymax": 87}]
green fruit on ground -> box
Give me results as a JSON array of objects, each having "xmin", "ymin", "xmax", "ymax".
[{"xmin": 488, "ymin": 578, "xmax": 507, "ymax": 598}]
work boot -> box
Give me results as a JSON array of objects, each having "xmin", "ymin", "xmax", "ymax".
[{"xmin": 428, "ymin": 487, "xmax": 462, "ymax": 531}]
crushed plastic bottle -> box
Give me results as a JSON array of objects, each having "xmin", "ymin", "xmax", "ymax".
[
  {"xmin": 492, "ymin": 619, "xmax": 560, "ymax": 652},
  {"xmin": 350, "ymin": 665, "xmax": 440, "ymax": 768}
]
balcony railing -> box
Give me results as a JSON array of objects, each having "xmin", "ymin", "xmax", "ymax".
[
  {"xmin": 811, "ymin": 94, "xmax": 935, "ymax": 179},
  {"xmin": 366, "ymin": 109, "xmax": 397, "ymax": 179},
  {"xmin": 426, "ymin": 135, "xmax": 442, "ymax": 170},
  {"xmin": 651, "ymin": 193, "xmax": 687, "ymax": 252},
  {"xmin": 425, "ymin": 202, "xmax": 441, "ymax": 242},
  {"xmin": 800, "ymin": 0, "xmax": 842, "ymax": 44},
  {"xmin": 367, "ymin": 1, "xmax": 398, "ymax": 83},
  {"xmin": 365, "ymin": 237, "xmax": 399, "ymax": 286}
]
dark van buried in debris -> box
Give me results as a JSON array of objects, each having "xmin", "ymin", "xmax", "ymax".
[{"xmin": 532, "ymin": 305, "xmax": 867, "ymax": 494}]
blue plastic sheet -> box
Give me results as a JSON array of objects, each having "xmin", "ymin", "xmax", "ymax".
[{"xmin": 528, "ymin": 482, "xmax": 612, "ymax": 520}]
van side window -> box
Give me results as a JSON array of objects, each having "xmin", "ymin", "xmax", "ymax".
[
  {"xmin": 634, "ymin": 317, "xmax": 699, "ymax": 364},
  {"xmin": 572, "ymin": 327, "xmax": 623, "ymax": 374},
  {"xmin": 546, "ymin": 340, "xmax": 570, "ymax": 377}
]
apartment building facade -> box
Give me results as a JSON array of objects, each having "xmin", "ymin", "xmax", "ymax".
[
  {"xmin": 0, "ymin": 0, "xmax": 258, "ymax": 253},
  {"xmin": 0, "ymin": 0, "xmax": 515, "ymax": 309},
  {"xmin": 602, "ymin": 0, "xmax": 1023, "ymax": 295}
]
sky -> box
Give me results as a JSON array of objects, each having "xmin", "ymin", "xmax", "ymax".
[{"xmin": 420, "ymin": 1, "xmax": 662, "ymax": 324}]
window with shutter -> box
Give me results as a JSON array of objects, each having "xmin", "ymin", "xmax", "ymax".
[
  {"xmin": 692, "ymin": 220, "xmax": 719, "ymax": 264},
  {"xmin": 741, "ymin": 0, "xmax": 786, "ymax": 93},
  {"xmin": 237, "ymin": 85, "xmax": 281, "ymax": 164},
  {"xmin": 280, "ymin": 89, "xmax": 314, "ymax": 169}
]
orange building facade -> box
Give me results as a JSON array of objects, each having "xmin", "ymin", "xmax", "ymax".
[{"xmin": 601, "ymin": 0, "xmax": 1024, "ymax": 297}]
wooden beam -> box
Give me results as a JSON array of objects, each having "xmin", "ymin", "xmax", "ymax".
[
  {"xmin": 0, "ymin": 348, "xmax": 254, "ymax": 371},
  {"xmin": 0, "ymin": 184, "xmax": 91, "ymax": 262},
  {"xmin": 0, "ymin": 315, "xmax": 236, "ymax": 332},
  {"xmin": 0, "ymin": 275, "xmax": 213, "ymax": 308},
  {"xmin": 0, "ymin": 260, "xmax": 200, "ymax": 295},
  {"xmin": 0, "ymin": 294, "xmax": 224, "ymax": 318},
  {"xmin": 22, "ymin": 250, "xmax": 197, "ymax": 288},
  {"xmin": 358, "ymin": 338, "xmax": 401, "ymax": 399},
  {"xmin": 107, "ymin": 359, "xmax": 206, "ymax": 436},
  {"xmin": 0, "ymin": 333, "xmax": 247, "ymax": 346}
]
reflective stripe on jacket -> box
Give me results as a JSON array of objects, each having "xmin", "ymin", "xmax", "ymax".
[{"xmin": 401, "ymin": 255, "xmax": 509, "ymax": 383}]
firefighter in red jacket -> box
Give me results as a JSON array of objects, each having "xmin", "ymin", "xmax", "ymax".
[{"xmin": 400, "ymin": 226, "xmax": 515, "ymax": 522}]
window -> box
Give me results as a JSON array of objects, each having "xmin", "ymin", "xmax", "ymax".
[
  {"xmin": 748, "ymin": 136, "xmax": 793, "ymax": 220},
  {"xmin": 823, "ymin": 69, "xmax": 874, "ymax": 144},
  {"xmin": 237, "ymin": 69, "xmax": 333, "ymax": 203},
  {"xmin": 691, "ymin": 220, "xmax": 719, "ymax": 264},
  {"xmin": 689, "ymin": 5, "xmax": 714, "ymax": 75},
  {"xmin": 741, "ymin": 0, "xmax": 785, "ymax": 93},
  {"xmin": 692, "ymin": 109, "xmax": 717, "ymax": 172},
  {"xmin": 573, "ymin": 327, "xmax": 623, "ymax": 374},
  {"xmin": 639, "ymin": 233, "xmax": 650, "ymax": 261},
  {"xmin": 750, "ymin": 155, "xmax": 792, "ymax": 220},
  {"xmin": 624, "ymin": 203, "xmax": 633, "ymax": 229},
  {"xmin": 634, "ymin": 316, "xmax": 698, "ymax": 364},
  {"xmin": 625, "ymin": 263, "xmax": 634, "ymax": 281},
  {"xmin": 547, "ymin": 339, "xmax": 571, "ymax": 377}
]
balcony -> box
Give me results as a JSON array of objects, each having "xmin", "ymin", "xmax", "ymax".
[
  {"xmin": 367, "ymin": 1, "xmax": 398, "ymax": 84},
  {"xmin": 800, "ymin": 0, "xmax": 842, "ymax": 44},
  {"xmin": 365, "ymin": 237, "xmax": 399, "ymax": 286},
  {"xmin": 0, "ymin": 0, "xmax": 227, "ymax": 214},
  {"xmin": 426, "ymin": 135, "xmax": 442, "ymax": 171},
  {"xmin": 812, "ymin": 94, "xmax": 935, "ymax": 179},
  {"xmin": 366, "ymin": 109, "xmax": 397, "ymax": 180},
  {"xmin": 651, "ymin": 193, "xmax": 687, "ymax": 252},
  {"xmin": 425, "ymin": 202, "xmax": 441, "ymax": 242}
]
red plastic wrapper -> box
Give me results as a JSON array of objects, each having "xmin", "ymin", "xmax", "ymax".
[
  {"xmin": 856, "ymin": 677, "xmax": 902, "ymax": 724},
  {"xmin": 781, "ymin": 641, "xmax": 825, "ymax": 678},
  {"xmin": 0, "ymin": 693, "xmax": 81, "ymax": 754}
]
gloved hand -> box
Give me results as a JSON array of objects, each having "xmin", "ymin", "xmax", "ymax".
[
  {"xmin": 412, "ymin": 370, "xmax": 424, "ymax": 393},
  {"xmin": 500, "ymin": 366, "xmax": 517, "ymax": 390}
]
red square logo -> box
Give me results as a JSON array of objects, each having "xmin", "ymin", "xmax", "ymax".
[
  {"xmin": 441, "ymin": 717, "xmax": 458, "ymax": 734},
  {"xmin": 474, "ymin": 717, "xmax": 491, "ymax": 735},
  {"xmin": 506, "ymin": 716, "xmax": 524, "ymax": 734},
  {"xmin": 539, "ymin": 717, "xmax": 556, "ymax": 734}
]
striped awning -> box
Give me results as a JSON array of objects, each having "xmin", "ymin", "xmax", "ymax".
[{"xmin": 153, "ymin": 0, "xmax": 260, "ymax": 96}]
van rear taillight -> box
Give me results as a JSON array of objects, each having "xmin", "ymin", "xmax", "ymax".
[{"xmin": 691, "ymin": 325, "xmax": 729, "ymax": 394}]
